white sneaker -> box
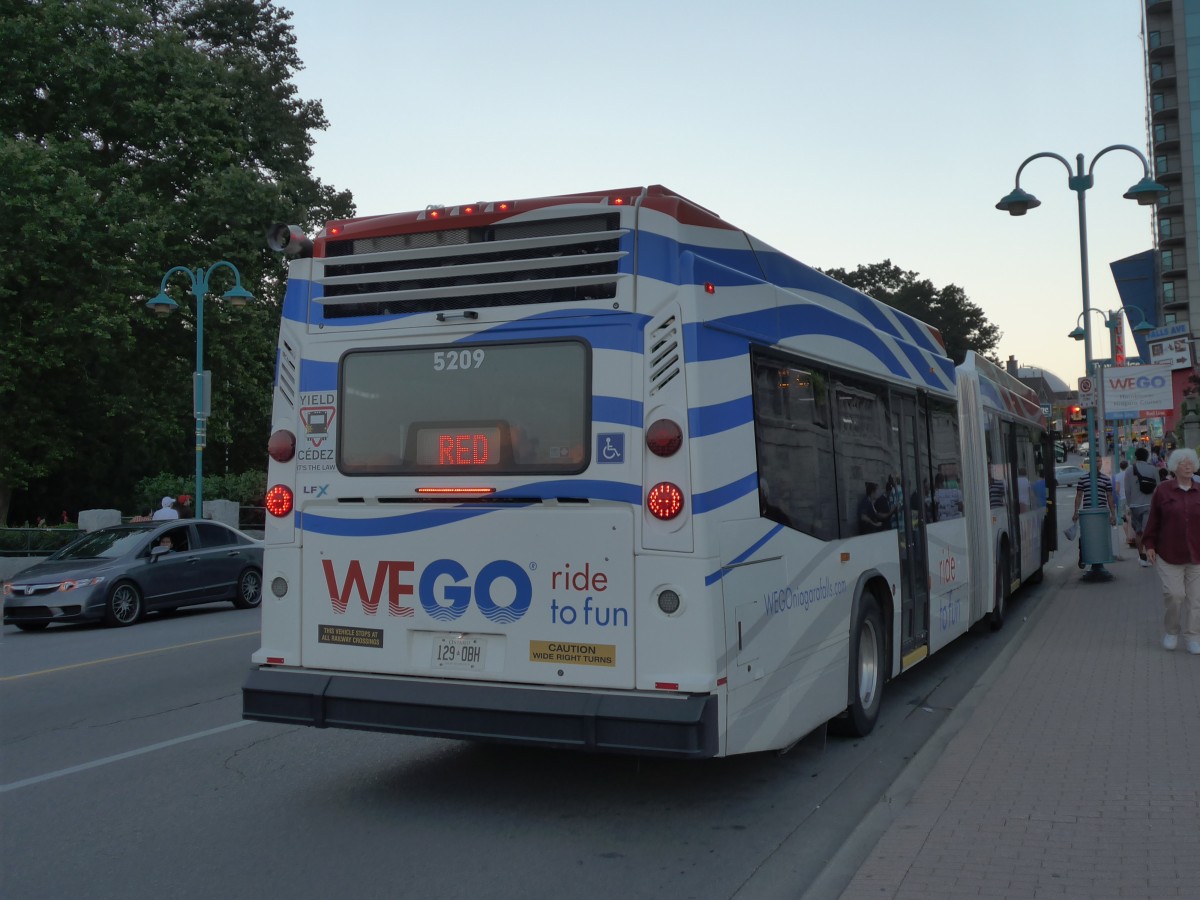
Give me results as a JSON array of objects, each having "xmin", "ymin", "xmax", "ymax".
[
  {"xmin": 1187, "ymin": 640, "xmax": 1200, "ymax": 655},
  {"xmin": 1140, "ymin": 558, "xmax": 1150, "ymax": 567},
  {"xmin": 1163, "ymin": 634, "xmax": 1179, "ymax": 651}
]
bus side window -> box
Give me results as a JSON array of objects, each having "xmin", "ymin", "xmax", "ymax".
[{"xmin": 750, "ymin": 354, "xmax": 837, "ymax": 541}]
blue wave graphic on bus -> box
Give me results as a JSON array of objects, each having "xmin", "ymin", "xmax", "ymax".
[
  {"xmin": 297, "ymin": 481, "xmax": 644, "ymax": 536},
  {"xmin": 692, "ymin": 472, "xmax": 758, "ymax": 514},
  {"xmin": 465, "ymin": 311, "xmax": 649, "ymax": 351},
  {"xmin": 295, "ymin": 470, "xmax": 758, "ymax": 538},
  {"xmin": 636, "ymin": 232, "xmax": 944, "ymax": 357},
  {"xmin": 704, "ymin": 524, "xmax": 784, "ymax": 586},
  {"xmin": 680, "ymin": 308, "xmax": 950, "ymax": 390},
  {"xmin": 300, "ymin": 359, "xmax": 338, "ymax": 392},
  {"xmin": 689, "ymin": 396, "xmax": 752, "ymax": 437},
  {"xmin": 593, "ymin": 394, "xmax": 642, "ymax": 427}
]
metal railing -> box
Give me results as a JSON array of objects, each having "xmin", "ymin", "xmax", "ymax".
[{"xmin": 0, "ymin": 528, "xmax": 83, "ymax": 557}]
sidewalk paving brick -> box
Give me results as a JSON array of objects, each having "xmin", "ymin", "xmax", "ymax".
[{"xmin": 838, "ymin": 551, "xmax": 1200, "ymax": 900}]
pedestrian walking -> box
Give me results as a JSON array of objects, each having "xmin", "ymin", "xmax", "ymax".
[
  {"xmin": 1113, "ymin": 459, "xmax": 1128, "ymax": 554},
  {"xmin": 1141, "ymin": 448, "xmax": 1200, "ymax": 654},
  {"xmin": 1124, "ymin": 447, "xmax": 1159, "ymax": 566}
]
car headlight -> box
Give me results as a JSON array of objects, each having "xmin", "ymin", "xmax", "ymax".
[{"xmin": 57, "ymin": 577, "xmax": 105, "ymax": 593}]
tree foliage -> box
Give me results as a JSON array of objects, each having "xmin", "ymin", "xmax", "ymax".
[
  {"xmin": 0, "ymin": 0, "xmax": 354, "ymax": 525},
  {"xmin": 820, "ymin": 260, "xmax": 1002, "ymax": 366}
]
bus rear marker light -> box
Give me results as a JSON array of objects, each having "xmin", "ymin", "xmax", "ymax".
[
  {"xmin": 646, "ymin": 419, "xmax": 683, "ymax": 457},
  {"xmin": 647, "ymin": 482, "xmax": 684, "ymax": 520},
  {"xmin": 265, "ymin": 484, "xmax": 293, "ymax": 518},
  {"xmin": 268, "ymin": 429, "xmax": 296, "ymax": 463}
]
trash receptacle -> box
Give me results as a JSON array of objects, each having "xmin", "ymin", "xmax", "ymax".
[{"xmin": 1079, "ymin": 506, "xmax": 1114, "ymax": 565}]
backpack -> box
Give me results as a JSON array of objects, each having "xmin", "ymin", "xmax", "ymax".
[{"xmin": 1135, "ymin": 464, "xmax": 1157, "ymax": 495}]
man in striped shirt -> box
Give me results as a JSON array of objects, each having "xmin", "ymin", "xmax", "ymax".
[{"xmin": 1072, "ymin": 468, "xmax": 1117, "ymax": 573}]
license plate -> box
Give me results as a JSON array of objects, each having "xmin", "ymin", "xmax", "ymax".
[{"xmin": 432, "ymin": 634, "xmax": 486, "ymax": 670}]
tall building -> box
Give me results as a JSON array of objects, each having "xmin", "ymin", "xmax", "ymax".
[
  {"xmin": 1144, "ymin": 0, "xmax": 1200, "ymax": 333},
  {"xmin": 1121, "ymin": 0, "xmax": 1200, "ymax": 436}
]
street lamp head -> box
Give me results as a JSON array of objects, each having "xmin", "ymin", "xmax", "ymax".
[
  {"xmin": 222, "ymin": 284, "xmax": 255, "ymax": 307},
  {"xmin": 1067, "ymin": 325, "xmax": 1086, "ymax": 341},
  {"xmin": 995, "ymin": 187, "xmax": 1041, "ymax": 216},
  {"xmin": 1123, "ymin": 175, "xmax": 1168, "ymax": 206},
  {"xmin": 146, "ymin": 291, "xmax": 178, "ymax": 318},
  {"xmin": 1132, "ymin": 319, "xmax": 1155, "ymax": 335}
]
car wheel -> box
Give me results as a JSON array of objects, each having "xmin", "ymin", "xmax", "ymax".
[
  {"xmin": 232, "ymin": 567, "xmax": 263, "ymax": 609},
  {"xmin": 16, "ymin": 622, "xmax": 49, "ymax": 632},
  {"xmin": 105, "ymin": 581, "xmax": 143, "ymax": 627}
]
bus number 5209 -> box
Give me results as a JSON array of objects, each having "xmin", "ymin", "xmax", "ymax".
[{"xmin": 433, "ymin": 349, "xmax": 486, "ymax": 371}]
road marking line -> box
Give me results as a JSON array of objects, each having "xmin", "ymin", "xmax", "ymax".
[
  {"xmin": 0, "ymin": 720, "xmax": 256, "ymax": 793},
  {"xmin": 0, "ymin": 630, "xmax": 260, "ymax": 681}
]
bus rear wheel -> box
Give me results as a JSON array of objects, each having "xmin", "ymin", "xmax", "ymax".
[
  {"xmin": 843, "ymin": 593, "xmax": 885, "ymax": 737},
  {"xmin": 989, "ymin": 549, "xmax": 1010, "ymax": 631}
]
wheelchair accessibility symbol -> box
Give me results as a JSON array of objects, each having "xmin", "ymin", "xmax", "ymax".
[{"xmin": 596, "ymin": 433, "xmax": 624, "ymax": 464}]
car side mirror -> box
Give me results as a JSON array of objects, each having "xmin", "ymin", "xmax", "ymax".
[{"xmin": 150, "ymin": 546, "xmax": 170, "ymax": 559}]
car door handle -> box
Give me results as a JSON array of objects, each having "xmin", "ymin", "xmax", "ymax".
[{"xmin": 226, "ymin": 550, "xmax": 240, "ymax": 557}]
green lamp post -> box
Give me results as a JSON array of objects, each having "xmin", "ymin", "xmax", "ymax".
[
  {"xmin": 146, "ymin": 262, "xmax": 255, "ymax": 518},
  {"xmin": 997, "ymin": 145, "xmax": 1166, "ymax": 582}
]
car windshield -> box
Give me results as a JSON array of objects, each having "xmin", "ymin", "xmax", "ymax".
[{"xmin": 49, "ymin": 527, "xmax": 157, "ymax": 561}]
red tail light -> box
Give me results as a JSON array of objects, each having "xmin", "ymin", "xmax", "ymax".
[
  {"xmin": 265, "ymin": 485, "xmax": 293, "ymax": 518},
  {"xmin": 646, "ymin": 419, "xmax": 683, "ymax": 457},
  {"xmin": 647, "ymin": 482, "xmax": 684, "ymax": 520},
  {"xmin": 268, "ymin": 429, "xmax": 296, "ymax": 463}
]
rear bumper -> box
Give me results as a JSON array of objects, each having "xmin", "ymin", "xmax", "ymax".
[{"xmin": 242, "ymin": 667, "xmax": 719, "ymax": 759}]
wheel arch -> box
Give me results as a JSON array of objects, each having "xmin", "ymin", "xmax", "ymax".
[
  {"xmin": 847, "ymin": 571, "xmax": 894, "ymax": 693},
  {"xmin": 993, "ymin": 532, "xmax": 1012, "ymax": 609}
]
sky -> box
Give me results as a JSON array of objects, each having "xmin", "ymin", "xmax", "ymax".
[{"xmin": 275, "ymin": 0, "xmax": 1154, "ymax": 386}]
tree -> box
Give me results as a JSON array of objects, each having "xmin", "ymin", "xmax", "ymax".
[
  {"xmin": 820, "ymin": 260, "xmax": 1001, "ymax": 365},
  {"xmin": 0, "ymin": 0, "xmax": 354, "ymax": 525}
]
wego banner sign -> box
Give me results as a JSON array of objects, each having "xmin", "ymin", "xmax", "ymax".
[{"xmin": 1102, "ymin": 364, "xmax": 1174, "ymax": 420}]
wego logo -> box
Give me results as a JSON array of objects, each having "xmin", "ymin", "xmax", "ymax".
[
  {"xmin": 322, "ymin": 560, "xmax": 415, "ymax": 617},
  {"xmin": 322, "ymin": 558, "xmax": 532, "ymax": 624}
]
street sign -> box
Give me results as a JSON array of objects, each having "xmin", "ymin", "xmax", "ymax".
[
  {"xmin": 1078, "ymin": 376, "xmax": 1097, "ymax": 408},
  {"xmin": 1102, "ymin": 364, "xmax": 1173, "ymax": 420},
  {"xmin": 1146, "ymin": 322, "xmax": 1189, "ymax": 342},
  {"xmin": 193, "ymin": 370, "xmax": 211, "ymax": 419}
]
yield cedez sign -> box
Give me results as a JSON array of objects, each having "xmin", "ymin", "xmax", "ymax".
[{"xmin": 1102, "ymin": 364, "xmax": 1173, "ymax": 420}]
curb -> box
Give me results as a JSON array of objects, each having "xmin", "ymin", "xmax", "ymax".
[{"xmin": 798, "ymin": 551, "xmax": 1073, "ymax": 900}]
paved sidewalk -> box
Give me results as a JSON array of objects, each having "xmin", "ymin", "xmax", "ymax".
[{"xmin": 835, "ymin": 549, "xmax": 1200, "ymax": 899}]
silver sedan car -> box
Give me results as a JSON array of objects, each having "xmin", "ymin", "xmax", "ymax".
[
  {"xmin": 3, "ymin": 519, "xmax": 263, "ymax": 631},
  {"xmin": 1054, "ymin": 464, "xmax": 1087, "ymax": 488}
]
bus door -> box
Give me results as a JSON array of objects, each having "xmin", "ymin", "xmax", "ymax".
[
  {"xmin": 1002, "ymin": 421, "xmax": 1023, "ymax": 568},
  {"xmin": 894, "ymin": 394, "xmax": 930, "ymax": 658}
]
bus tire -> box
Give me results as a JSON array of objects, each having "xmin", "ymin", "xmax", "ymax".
[
  {"xmin": 844, "ymin": 592, "xmax": 885, "ymax": 737},
  {"xmin": 989, "ymin": 549, "xmax": 1010, "ymax": 631}
]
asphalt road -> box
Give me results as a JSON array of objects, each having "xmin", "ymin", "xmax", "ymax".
[{"xmin": 1, "ymin": 571, "xmax": 1056, "ymax": 900}]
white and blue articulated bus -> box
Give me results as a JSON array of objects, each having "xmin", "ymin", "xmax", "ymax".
[{"xmin": 243, "ymin": 186, "xmax": 1050, "ymax": 758}]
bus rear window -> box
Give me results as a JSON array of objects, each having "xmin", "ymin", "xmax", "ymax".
[{"xmin": 339, "ymin": 340, "xmax": 590, "ymax": 474}]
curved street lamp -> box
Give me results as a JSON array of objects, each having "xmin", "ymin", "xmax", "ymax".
[
  {"xmin": 147, "ymin": 262, "xmax": 255, "ymax": 518},
  {"xmin": 997, "ymin": 145, "xmax": 1166, "ymax": 582},
  {"xmin": 1067, "ymin": 306, "xmax": 1156, "ymax": 346}
]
